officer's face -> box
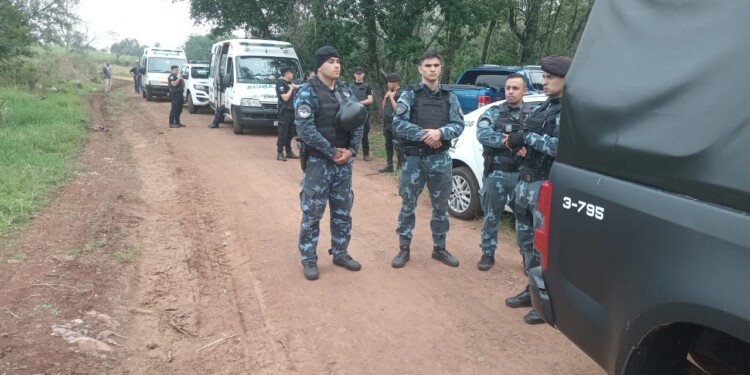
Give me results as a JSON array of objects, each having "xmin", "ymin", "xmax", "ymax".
[
  {"xmin": 418, "ymin": 58, "xmax": 441, "ymax": 83},
  {"xmin": 504, "ymin": 77, "xmax": 527, "ymax": 106},
  {"xmin": 543, "ymin": 73, "xmax": 565, "ymax": 97},
  {"xmin": 354, "ymin": 72, "xmax": 364, "ymax": 82},
  {"xmin": 284, "ymin": 71, "xmax": 293, "ymax": 81},
  {"xmin": 319, "ymin": 58, "xmax": 340, "ymax": 80},
  {"xmin": 171, "ymin": 67, "xmax": 179, "ymax": 75}
]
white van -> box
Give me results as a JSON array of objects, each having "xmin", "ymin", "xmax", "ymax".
[
  {"xmin": 208, "ymin": 39, "xmax": 302, "ymax": 134},
  {"xmin": 140, "ymin": 48, "xmax": 187, "ymax": 101}
]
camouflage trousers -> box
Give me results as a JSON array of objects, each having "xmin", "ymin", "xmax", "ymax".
[
  {"xmin": 298, "ymin": 156, "xmax": 354, "ymax": 262},
  {"xmin": 480, "ymin": 170, "xmax": 520, "ymax": 256},
  {"xmin": 513, "ymin": 180, "xmax": 543, "ymax": 272},
  {"xmin": 396, "ymin": 152, "xmax": 452, "ymax": 247}
]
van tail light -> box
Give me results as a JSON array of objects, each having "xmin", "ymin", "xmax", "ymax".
[
  {"xmin": 534, "ymin": 181, "xmax": 552, "ymax": 271},
  {"xmin": 477, "ymin": 95, "xmax": 492, "ymax": 108}
]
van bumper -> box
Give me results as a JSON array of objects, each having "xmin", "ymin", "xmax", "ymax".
[
  {"xmin": 234, "ymin": 105, "xmax": 279, "ymax": 127},
  {"xmin": 145, "ymin": 84, "xmax": 171, "ymax": 97},
  {"xmin": 529, "ymin": 266, "xmax": 555, "ymax": 325}
]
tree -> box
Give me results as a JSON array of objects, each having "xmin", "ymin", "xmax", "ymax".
[
  {"xmin": 0, "ymin": 0, "xmax": 35, "ymax": 60},
  {"xmin": 183, "ymin": 34, "xmax": 215, "ymax": 62},
  {"xmin": 110, "ymin": 38, "xmax": 143, "ymax": 60},
  {"xmin": 0, "ymin": 0, "xmax": 80, "ymax": 60}
]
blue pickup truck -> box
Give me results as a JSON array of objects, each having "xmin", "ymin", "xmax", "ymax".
[{"xmin": 445, "ymin": 65, "xmax": 544, "ymax": 114}]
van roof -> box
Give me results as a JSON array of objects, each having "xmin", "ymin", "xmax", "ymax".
[
  {"xmin": 219, "ymin": 39, "xmax": 293, "ymax": 48},
  {"xmin": 143, "ymin": 48, "xmax": 186, "ymax": 58}
]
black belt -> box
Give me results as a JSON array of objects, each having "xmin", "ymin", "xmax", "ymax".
[
  {"xmin": 519, "ymin": 168, "xmax": 549, "ymax": 183},
  {"xmin": 489, "ymin": 162, "xmax": 518, "ymax": 173},
  {"xmin": 307, "ymin": 148, "xmax": 327, "ymax": 158},
  {"xmin": 402, "ymin": 145, "xmax": 448, "ymax": 157}
]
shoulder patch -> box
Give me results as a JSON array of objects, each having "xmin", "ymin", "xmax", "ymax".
[
  {"xmin": 297, "ymin": 104, "xmax": 312, "ymax": 119},
  {"xmin": 342, "ymin": 91, "xmax": 351, "ymax": 98},
  {"xmin": 395, "ymin": 103, "xmax": 408, "ymax": 116}
]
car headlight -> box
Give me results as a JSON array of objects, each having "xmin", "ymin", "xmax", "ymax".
[
  {"xmin": 194, "ymin": 84, "xmax": 209, "ymax": 92},
  {"xmin": 241, "ymin": 98, "xmax": 262, "ymax": 107}
]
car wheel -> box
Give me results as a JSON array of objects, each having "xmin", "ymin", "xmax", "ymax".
[
  {"xmin": 231, "ymin": 106, "xmax": 243, "ymax": 135},
  {"xmin": 146, "ymin": 89, "xmax": 153, "ymax": 102},
  {"xmin": 449, "ymin": 166, "xmax": 481, "ymax": 220},
  {"xmin": 187, "ymin": 93, "xmax": 197, "ymax": 114},
  {"xmin": 141, "ymin": 88, "xmax": 146, "ymax": 98}
]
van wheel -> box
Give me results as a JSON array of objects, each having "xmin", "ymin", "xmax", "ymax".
[
  {"xmin": 146, "ymin": 89, "xmax": 153, "ymax": 102},
  {"xmin": 449, "ymin": 166, "xmax": 481, "ymax": 220},
  {"xmin": 141, "ymin": 89, "xmax": 146, "ymax": 98},
  {"xmin": 231, "ymin": 107, "xmax": 243, "ymax": 134},
  {"xmin": 187, "ymin": 93, "xmax": 197, "ymax": 114}
]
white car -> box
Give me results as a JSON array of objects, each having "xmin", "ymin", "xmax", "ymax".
[
  {"xmin": 180, "ymin": 62, "xmax": 211, "ymax": 114},
  {"xmin": 448, "ymin": 94, "xmax": 547, "ymax": 220}
]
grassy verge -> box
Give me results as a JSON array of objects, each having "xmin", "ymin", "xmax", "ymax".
[{"xmin": 0, "ymin": 86, "xmax": 90, "ymax": 237}]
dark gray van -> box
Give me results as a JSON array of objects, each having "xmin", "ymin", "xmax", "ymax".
[{"xmin": 528, "ymin": 1, "xmax": 750, "ymax": 374}]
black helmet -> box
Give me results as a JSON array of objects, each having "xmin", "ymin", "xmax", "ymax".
[{"xmin": 334, "ymin": 93, "xmax": 368, "ymax": 132}]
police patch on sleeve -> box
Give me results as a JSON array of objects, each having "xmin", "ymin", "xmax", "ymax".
[
  {"xmin": 395, "ymin": 103, "xmax": 408, "ymax": 116},
  {"xmin": 297, "ymin": 104, "xmax": 312, "ymax": 119},
  {"xmin": 478, "ymin": 119, "xmax": 491, "ymax": 128}
]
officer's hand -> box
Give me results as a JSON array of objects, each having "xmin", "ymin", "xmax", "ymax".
[
  {"xmin": 515, "ymin": 146, "xmax": 527, "ymax": 157},
  {"xmin": 507, "ymin": 131, "xmax": 526, "ymax": 148},
  {"xmin": 420, "ymin": 129, "xmax": 442, "ymax": 144},
  {"xmin": 333, "ymin": 148, "xmax": 353, "ymax": 165},
  {"xmin": 428, "ymin": 140, "xmax": 443, "ymax": 149}
]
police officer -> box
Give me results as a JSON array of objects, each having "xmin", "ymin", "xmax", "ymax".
[
  {"xmin": 503, "ymin": 56, "xmax": 572, "ymax": 325},
  {"xmin": 391, "ymin": 51, "xmax": 465, "ymax": 269},
  {"xmin": 168, "ymin": 65, "xmax": 185, "ymax": 128},
  {"xmin": 129, "ymin": 60, "xmax": 142, "ymax": 94},
  {"xmin": 379, "ymin": 72, "xmax": 405, "ymax": 173},
  {"xmin": 294, "ymin": 46, "xmax": 365, "ymax": 281},
  {"xmin": 276, "ymin": 67, "xmax": 299, "ymax": 161},
  {"xmin": 476, "ymin": 73, "xmax": 532, "ymax": 271},
  {"xmin": 349, "ymin": 67, "xmax": 374, "ymax": 161}
]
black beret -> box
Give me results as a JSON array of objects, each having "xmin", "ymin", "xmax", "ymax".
[
  {"xmin": 540, "ymin": 56, "xmax": 573, "ymax": 77},
  {"xmin": 314, "ymin": 46, "xmax": 340, "ymax": 69},
  {"xmin": 386, "ymin": 72, "xmax": 401, "ymax": 82},
  {"xmin": 354, "ymin": 67, "xmax": 365, "ymax": 73}
]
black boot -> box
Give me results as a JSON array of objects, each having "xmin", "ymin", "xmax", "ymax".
[
  {"xmin": 378, "ymin": 164, "xmax": 394, "ymax": 173},
  {"xmin": 391, "ymin": 245, "xmax": 410, "ymax": 268},
  {"xmin": 277, "ymin": 152, "xmax": 287, "ymax": 161},
  {"xmin": 524, "ymin": 309, "xmax": 545, "ymax": 325},
  {"xmin": 333, "ymin": 254, "xmax": 361, "ymax": 271},
  {"xmin": 432, "ymin": 246, "xmax": 459, "ymax": 267},
  {"xmin": 302, "ymin": 260, "xmax": 319, "ymax": 281},
  {"xmin": 286, "ymin": 151, "xmax": 300, "ymax": 159},
  {"xmin": 505, "ymin": 285, "xmax": 532, "ymax": 308},
  {"xmin": 477, "ymin": 254, "xmax": 495, "ymax": 271}
]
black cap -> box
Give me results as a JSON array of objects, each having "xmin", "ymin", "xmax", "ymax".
[
  {"xmin": 386, "ymin": 72, "xmax": 401, "ymax": 82},
  {"xmin": 280, "ymin": 67, "xmax": 293, "ymax": 75},
  {"xmin": 354, "ymin": 67, "xmax": 365, "ymax": 74},
  {"xmin": 314, "ymin": 46, "xmax": 340, "ymax": 69},
  {"xmin": 540, "ymin": 56, "xmax": 573, "ymax": 77}
]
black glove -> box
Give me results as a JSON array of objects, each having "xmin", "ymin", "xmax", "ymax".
[{"xmin": 507, "ymin": 131, "xmax": 527, "ymax": 148}]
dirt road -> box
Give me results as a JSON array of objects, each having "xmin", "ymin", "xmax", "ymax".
[{"xmin": 0, "ymin": 82, "xmax": 604, "ymax": 374}]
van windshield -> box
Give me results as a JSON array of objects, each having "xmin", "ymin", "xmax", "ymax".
[
  {"xmin": 191, "ymin": 66, "xmax": 209, "ymax": 79},
  {"xmin": 235, "ymin": 56, "xmax": 301, "ymax": 84},
  {"xmin": 147, "ymin": 57, "xmax": 187, "ymax": 73}
]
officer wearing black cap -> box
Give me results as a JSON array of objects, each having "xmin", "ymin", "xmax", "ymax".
[
  {"xmin": 379, "ymin": 72, "xmax": 405, "ymax": 173},
  {"xmin": 503, "ymin": 55, "xmax": 572, "ymax": 325},
  {"xmin": 167, "ymin": 65, "xmax": 185, "ymax": 128},
  {"xmin": 293, "ymin": 45, "xmax": 366, "ymax": 281},
  {"xmin": 276, "ymin": 67, "xmax": 299, "ymax": 161},
  {"xmin": 390, "ymin": 51, "xmax": 465, "ymax": 269},
  {"xmin": 349, "ymin": 67, "xmax": 374, "ymax": 161}
]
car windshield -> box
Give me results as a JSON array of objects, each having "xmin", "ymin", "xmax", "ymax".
[
  {"xmin": 191, "ymin": 66, "xmax": 209, "ymax": 79},
  {"xmin": 148, "ymin": 57, "xmax": 187, "ymax": 73},
  {"xmin": 235, "ymin": 56, "xmax": 301, "ymax": 84},
  {"xmin": 529, "ymin": 70, "xmax": 544, "ymax": 91}
]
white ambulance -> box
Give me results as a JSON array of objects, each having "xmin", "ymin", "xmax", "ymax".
[
  {"xmin": 140, "ymin": 48, "xmax": 187, "ymax": 101},
  {"xmin": 208, "ymin": 39, "xmax": 303, "ymax": 134}
]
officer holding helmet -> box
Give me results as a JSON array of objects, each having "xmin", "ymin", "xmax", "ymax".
[
  {"xmin": 293, "ymin": 46, "xmax": 367, "ymax": 281},
  {"xmin": 390, "ymin": 51, "xmax": 465, "ymax": 269},
  {"xmin": 503, "ymin": 56, "xmax": 572, "ymax": 325}
]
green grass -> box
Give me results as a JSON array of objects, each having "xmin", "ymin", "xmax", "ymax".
[
  {"xmin": 0, "ymin": 87, "xmax": 90, "ymax": 236},
  {"xmin": 114, "ymin": 244, "xmax": 141, "ymax": 263}
]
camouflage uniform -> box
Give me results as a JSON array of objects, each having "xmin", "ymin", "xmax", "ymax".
[
  {"xmin": 513, "ymin": 97, "xmax": 561, "ymax": 272},
  {"xmin": 476, "ymin": 102, "xmax": 532, "ymax": 257},
  {"xmin": 294, "ymin": 77, "xmax": 364, "ymax": 263},
  {"xmin": 393, "ymin": 83, "xmax": 464, "ymax": 248}
]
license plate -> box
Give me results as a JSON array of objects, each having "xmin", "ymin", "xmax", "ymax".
[{"xmin": 273, "ymin": 121, "xmax": 279, "ymax": 127}]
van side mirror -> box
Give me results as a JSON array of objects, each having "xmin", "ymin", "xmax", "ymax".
[{"xmin": 222, "ymin": 73, "xmax": 233, "ymax": 88}]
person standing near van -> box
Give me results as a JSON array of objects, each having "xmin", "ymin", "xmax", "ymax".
[
  {"xmin": 276, "ymin": 67, "xmax": 299, "ymax": 161},
  {"xmin": 349, "ymin": 67, "xmax": 373, "ymax": 161},
  {"xmin": 503, "ymin": 56, "xmax": 571, "ymax": 325},
  {"xmin": 168, "ymin": 65, "xmax": 185, "ymax": 128},
  {"xmin": 475, "ymin": 73, "xmax": 531, "ymax": 271},
  {"xmin": 293, "ymin": 46, "xmax": 365, "ymax": 281},
  {"xmin": 129, "ymin": 61, "xmax": 142, "ymax": 94},
  {"xmin": 390, "ymin": 51, "xmax": 465, "ymax": 269},
  {"xmin": 102, "ymin": 62, "xmax": 112, "ymax": 93}
]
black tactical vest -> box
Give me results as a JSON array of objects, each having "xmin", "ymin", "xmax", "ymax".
[
  {"xmin": 483, "ymin": 102, "xmax": 532, "ymax": 163},
  {"xmin": 519, "ymin": 97, "xmax": 561, "ymax": 176},
  {"xmin": 383, "ymin": 88, "xmax": 404, "ymax": 123},
  {"xmin": 312, "ymin": 79, "xmax": 351, "ymax": 148},
  {"xmin": 402, "ymin": 85, "xmax": 451, "ymax": 151},
  {"xmin": 350, "ymin": 82, "xmax": 370, "ymax": 102}
]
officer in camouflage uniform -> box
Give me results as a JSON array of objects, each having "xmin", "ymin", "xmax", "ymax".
[
  {"xmin": 504, "ymin": 56, "xmax": 572, "ymax": 324},
  {"xmin": 476, "ymin": 73, "xmax": 532, "ymax": 271},
  {"xmin": 391, "ymin": 51, "xmax": 465, "ymax": 269},
  {"xmin": 294, "ymin": 46, "xmax": 364, "ymax": 281}
]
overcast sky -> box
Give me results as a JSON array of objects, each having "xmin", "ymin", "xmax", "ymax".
[{"xmin": 76, "ymin": 0, "xmax": 213, "ymax": 50}]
